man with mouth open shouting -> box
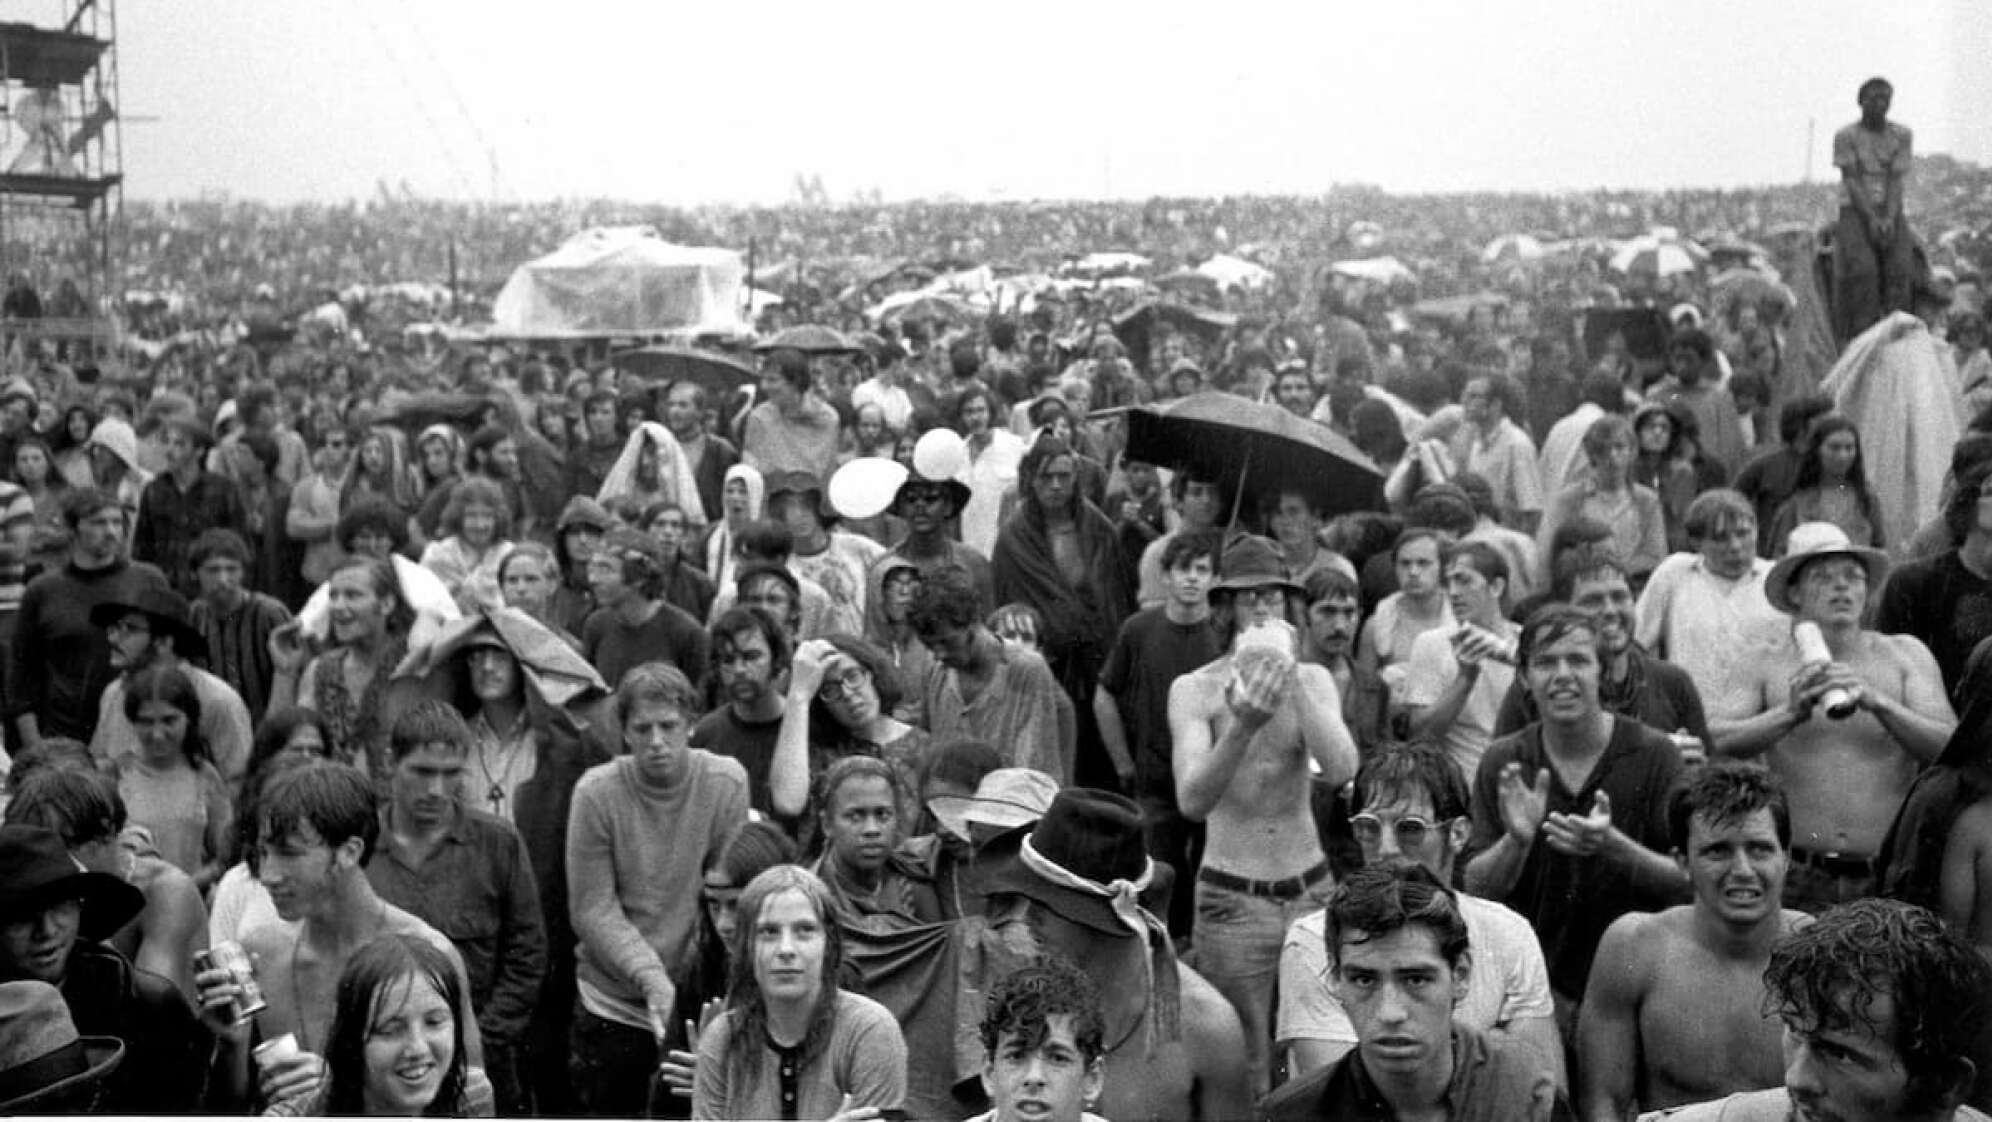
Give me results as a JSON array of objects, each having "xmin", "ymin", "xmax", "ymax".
[
  {"xmin": 1712, "ymin": 522, "xmax": 1956, "ymax": 914},
  {"xmin": 1578, "ymin": 764, "xmax": 1812, "ymax": 1120}
]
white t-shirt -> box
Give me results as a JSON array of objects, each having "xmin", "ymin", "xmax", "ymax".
[
  {"xmin": 1401, "ymin": 623, "xmax": 1517, "ymax": 785},
  {"xmin": 1276, "ymin": 892, "xmax": 1554, "ymax": 1049},
  {"xmin": 1633, "ymin": 553, "xmax": 1791, "ymax": 723}
]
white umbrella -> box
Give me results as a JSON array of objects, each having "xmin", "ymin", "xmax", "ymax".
[
  {"xmin": 1066, "ymin": 252, "xmax": 1153, "ymax": 278},
  {"xmin": 1481, "ymin": 234, "xmax": 1546, "ymax": 263},
  {"xmin": 1609, "ymin": 233, "xmax": 1707, "ymax": 278},
  {"xmin": 1196, "ymin": 253, "xmax": 1274, "ymax": 290}
]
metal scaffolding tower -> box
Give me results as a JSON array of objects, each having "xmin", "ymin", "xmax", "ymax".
[{"xmin": 0, "ymin": 0, "xmax": 120, "ymax": 356}]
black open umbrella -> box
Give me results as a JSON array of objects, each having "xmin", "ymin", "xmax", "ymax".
[
  {"xmin": 1125, "ymin": 392, "xmax": 1384, "ymax": 520},
  {"xmin": 613, "ymin": 345, "xmax": 759, "ymax": 394}
]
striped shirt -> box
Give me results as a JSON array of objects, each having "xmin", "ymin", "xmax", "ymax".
[{"xmin": 189, "ymin": 591, "xmax": 293, "ymax": 725}]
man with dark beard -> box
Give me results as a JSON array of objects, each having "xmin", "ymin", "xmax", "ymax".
[{"xmin": 991, "ymin": 436, "xmax": 1134, "ymax": 789}]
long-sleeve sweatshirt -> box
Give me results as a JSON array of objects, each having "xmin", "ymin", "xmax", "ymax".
[{"xmin": 566, "ymin": 752, "xmax": 748, "ymax": 1029}]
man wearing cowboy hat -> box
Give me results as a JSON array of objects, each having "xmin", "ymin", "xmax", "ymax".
[
  {"xmin": 1170, "ymin": 534, "xmax": 1360, "ymax": 1097},
  {"xmin": 0, "ymin": 979, "xmax": 125, "ymax": 1113},
  {"xmin": 85, "ymin": 584, "xmax": 253, "ymax": 785},
  {"xmin": 0, "ymin": 824, "xmax": 227, "ymax": 1112},
  {"xmin": 1714, "ymin": 522, "xmax": 1956, "ymax": 912},
  {"xmin": 983, "ymin": 788, "xmax": 1251, "ymax": 1122},
  {"xmin": 878, "ymin": 466, "xmax": 994, "ymax": 615}
]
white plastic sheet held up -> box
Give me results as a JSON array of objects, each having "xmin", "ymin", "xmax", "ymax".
[{"xmin": 491, "ymin": 226, "xmax": 747, "ymax": 337}]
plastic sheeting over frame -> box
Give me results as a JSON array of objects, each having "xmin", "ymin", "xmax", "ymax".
[{"xmin": 490, "ymin": 226, "xmax": 748, "ymax": 338}]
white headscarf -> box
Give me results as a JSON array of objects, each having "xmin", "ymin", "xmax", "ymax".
[{"xmin": 596, "ymin": 422, "xmax": 705, "ymax": 526}]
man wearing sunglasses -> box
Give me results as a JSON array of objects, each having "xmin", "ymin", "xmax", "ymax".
[{"xmin": 1277, "ymin": 741, "xmax": 1559, "ymax": 1084}]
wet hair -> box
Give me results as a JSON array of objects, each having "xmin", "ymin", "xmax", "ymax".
[
  {"xmin": 613, "ymin": 661, "xmax": 704, "ymax": 725},
  {"xmin": 1778, "ymin": 394, "xmax": 1836, "ymax": 445},
  {"xmin": 765, "ymin": 348, "xmax": 812, "ymax": 393},
  {"xmin": 188, "ymin": 527, "xmax": 252, "ymax": 570},
  {"xmin": 810, "ymin": 634, "xmax": 903, "ymax": 733},
  {"xmin": 1518, "ymin": 602, "xmax": 1604, "ymax": 670},
  {"xmin": 710, "ymin": 605, "xmax": 795, "ymax": 683},
  {"xmin": 979, "ymin": 955, "xmax": 1107, "ymax": 1065},
  {"xmin": 1349, "ymin": 398, "xmax": 1408, "ymax": 462},
  {"xmin": 1667, "ymin": 761, "xmax": 1792, "ymax": 852},
  {"xmin": 1670, "ymin": 326, "xmax": 1715, "ymax": 363},
  {"xmin": 336, "ymin": 497, "xmax": 411, "ymax": 553},
  {"xmin": 1304, "ymin": 567, "xmax": 1361, "ymax": 607},
  {"xmin": 722, "ymin": 866, "xmax": 847, "ymax": 1083},
  {"xmin": 1763, "ymin": 899, "xmax": 1987, "ymax": 1114},
  {"xmin": 819, "ymin": 755, "xmax": 902, "ymax": 820},
  {"xmin": 949, "ymin": 383, "xmax": 998, "ymax": 432},
  {"xmin": 909, "ymin": 565, "xmax": 984, "ymax": 637},
  {"xmin": 1441, "ymin": 538, "xmax": 1509, "ymax": 591},
  {"xmin": 709, "ymin": 820, "xmax": 800, "ymax": 886},
  {"xmin": 1323, "ymin": 861, "xmax": 1471, "ymax": 970},
  {"xmin": 3, "ymin": 738, "xmax": 98, "ymax": 800},
  {"xmin": 1682, "ymin": 488, "xmax": 1755, "ymax": 543},
  {"xmin": 388, "ymin": 699, "xmax": 474, "ymax": 761},
  {"xmin": 440, "ymin": 476, "xmax": 513, "ymax": 541},
  {"xmin": 121, "ymin": 665, "xmax": 209, "ymax": 767},
  {"xmin": 1551, "ymin": 542, "xmax": 1630, "ymax": 601},
  {"xmin": 62, "ymin": 487, "xmax": 122, "ymax": 529},
  {"xmin": 599, "ymin": 527, "xmax": 669, "ymax": 601},
  {"xmin": 1392, "ymin": 526, "xmax": 1451, "ymax": 565},
  {"xmin": 1452, "ymin": 473, "xmax": 1500, "ymax": 521},
  {"xmin": 1579, "ymin": 372, "xmax": 1625, "ymax": 413},
  {"xmin": 1407, "ymin": 487, "xmax": 1476, "ymax": 537},
  {"xmin": 917, "ymin": 738, "xmax": 1004, "ymax": 798},
  {"xmin": 321, "ymin": 935, "xmax": 470, "ymax": 1117},
  {"xmin": 1351, "ymin": 740, "xmax": 1470, "ymax": 823},
  {"xmin": 733, "ymin": 520, "xmax": 795, "ymax": 563},
  {"xmin": 1857, "ymin": 76, "xmax": 1892, "ymax": 100},
  {"xmin": 1160, "ymin": 527, "xmax": 1222, "ymax": 572},
  {"xmin": 6, "ymin": 768, "xmax": 126, "ymax": 848},
  {"xmin": 1792, "ymin": 414, "xmax": 1875, "ymax": 509},
  {"xmin": 259, "ymin": 761, "xmax": 379, "ymax": 866}
]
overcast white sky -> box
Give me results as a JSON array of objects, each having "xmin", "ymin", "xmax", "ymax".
[{"xmin": 18, "ymin": 0, "xmax": 1987, "ymax": 204}]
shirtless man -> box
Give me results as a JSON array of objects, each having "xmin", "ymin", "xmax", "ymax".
[
  {"xmin": 193, "ymin": 762, "xmax": 480, "ymax": 1109},
  {"xmin": 985, "ymin": 788, "xmax": 1251, "ymax": 1122},
  {"xmin": 1580, "ymin": 764, "xmax": 1812, "ymax": 1119},
  {"xmin": 1171, "ymin": 535, "xmax": 1360, "ymax": 1096},
  {"xmin": 1713, "ymin": 523, "xmax": 1956, "ymax": 913}
]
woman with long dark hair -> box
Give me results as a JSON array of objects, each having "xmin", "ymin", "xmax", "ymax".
[
  {"xmin": 266, "ymin": 934, "xmax": 493, "ymax": 1116},
  {"xmin": 691, "ymin": 865, "xmax": 906, "ymax": 1121},
  {"xmin": 108, "ymin": 664, "xmax": 232, "ymax": 891},
  {"xmin": 1769, "ymin": 413, "xmax": 1884, "ymax": 553}
]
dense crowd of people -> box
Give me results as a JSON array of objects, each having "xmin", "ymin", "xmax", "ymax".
[{"xmin": 1, "ymin": 79, "xmax": 1991, "ymax": 1122}]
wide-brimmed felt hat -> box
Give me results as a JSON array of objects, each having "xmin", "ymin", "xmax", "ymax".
[
  {"xmin": 980, "ymin": 788, "xmax": 1163, "ymax": 937},
  {"xmin": 927, "ymin": 768, "xmax": 1059, "ymax": 843},
  {"xmin": 890, "ymin": 468, "xmax": 972, "ymax": 517},
  {"xmin": 1208, "ymin": 534, "xmax": 1304, "ymax": 601},
  {"xmin": 0, "ymin": 826, "xmax": 144, "ymax": 942},
  {"xmin": 0, "ymin": 980, "xmax": 125, "ymax": 1112},
  {"xmin": 87, "ymin": 585, "xmax": 208, "ymax": 661},
  {"xmin": 1765, "ymin": 521, "xmax": 1890, "ymax": 613}
]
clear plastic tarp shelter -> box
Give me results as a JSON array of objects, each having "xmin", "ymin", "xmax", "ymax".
[{"xmin": 490, "ymin": 226, "xmax": 747, "ymax": 339}]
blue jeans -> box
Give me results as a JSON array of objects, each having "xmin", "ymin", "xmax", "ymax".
[{"xmin": 1191, "ymin": 872, "xmax": 1336, "ymax": 1097}]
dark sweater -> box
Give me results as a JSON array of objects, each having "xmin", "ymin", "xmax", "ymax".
[{"xmin": 6, "ymin": 557, "xmax": 172, "ymax": 740}]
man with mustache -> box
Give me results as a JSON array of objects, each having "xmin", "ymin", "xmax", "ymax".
[{"xmin": 1714, "ymin": 522, "xmax": 1956, "ymax": 914}]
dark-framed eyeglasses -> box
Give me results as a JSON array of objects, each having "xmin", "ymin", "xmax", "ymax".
[{"xmin": 817, "ymin": 666, "xmax": 870, "ymax": 702}]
